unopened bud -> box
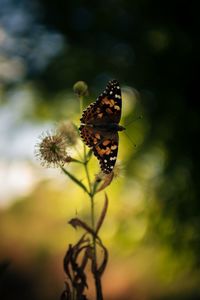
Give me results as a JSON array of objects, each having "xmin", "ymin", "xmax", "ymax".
[{"xmin": 73, "ymin": 81, "xmax": 88, "ymax": 97}]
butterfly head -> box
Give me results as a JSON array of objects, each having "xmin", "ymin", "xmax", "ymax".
[{"xmin": 118, "ymin": 125, "xmax": 125, "ymax": 131}]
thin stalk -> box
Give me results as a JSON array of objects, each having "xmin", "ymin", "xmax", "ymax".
[
  {"xmin": 83, "ymin": 150, "xmax": 92, "ymax": 192},
  {"xmin": 90, "ymin": 194, "xmax": 103, "ymax": 300},
  {"xmin": 84, "ymin": 163, "xmax": 103, "ymax": 300},
  {"xmin": 79, "ymin": 94, "xmax": 103, "ymax": 300},
  {"xmin": 74, "ymin": 144, "xmax": 83, "ymax": 161},
  {"xmin": 80, "ymin": 95, "xmax": 92, "ymax": 192}
]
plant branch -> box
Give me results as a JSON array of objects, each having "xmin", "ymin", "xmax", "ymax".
[{"xmin": 78, "ymin": 92, "xmax": 104, "ymax": 300}]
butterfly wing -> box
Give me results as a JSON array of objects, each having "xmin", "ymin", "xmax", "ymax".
[
  {"xmin": 80, "ymin": 125, "xmax": 119, "ymax": 173},
  {"xmin": 80, "ymin": 79, "xmax": 122, "ymax": 125},
  {"xmin": 80, "ymin": 79, "xmax": 122, "ymax": 174},
  {"xmin": 93, "ymin": 134, "xmax": 119, "ymax": 174}
]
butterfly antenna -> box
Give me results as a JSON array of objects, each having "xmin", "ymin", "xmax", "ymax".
[
  {"xmin": 123, "ymin": 130, "xmax": 137, "ymax": 148},
  {"xmin": 124, "ymin": 115, "xmax": 143, "ymax": 127}
]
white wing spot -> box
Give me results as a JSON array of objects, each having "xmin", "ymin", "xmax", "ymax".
[{"xmin": 110, "ymin": 157, "xmax": 116, "ymax": 161}]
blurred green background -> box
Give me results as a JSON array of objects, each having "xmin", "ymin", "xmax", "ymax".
[{"xmin": 0, "ymin": 0, "xmax": 199, "ymax": 299}]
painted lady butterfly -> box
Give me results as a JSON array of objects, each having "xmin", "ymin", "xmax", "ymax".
[{"xmin": 79, "ymin": 79, "xmax": 125, "ymax": 174}]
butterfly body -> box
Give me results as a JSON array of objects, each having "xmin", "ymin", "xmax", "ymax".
[
  {"xmin": 79, "ymin": 80, "xmax": 124, "ymax": 174},
  {"xmin": 82, "ymin": 123, "xmax": 125, "ymax": 132}
]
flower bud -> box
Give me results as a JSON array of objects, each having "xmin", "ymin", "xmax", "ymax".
[{"xmin": 73, "ymin": 81, "xmax": 88, "ymax": 97}]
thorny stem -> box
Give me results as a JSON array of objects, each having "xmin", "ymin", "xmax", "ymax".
[{"xmin": 79, "ymin": 94, "xmax": 103, "ymax": 300}]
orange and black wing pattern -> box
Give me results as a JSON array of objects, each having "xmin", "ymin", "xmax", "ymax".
[
  {"xmin": 79, "ymin": 79, "xmax": 122, "ymax": 173},
  {"xmin": 80, "ymin": 79, "xmax": 122, "ymax": 125},
  {"xmin": 79, "ymin": 125, "xmax": 119, "ymax": 174}
]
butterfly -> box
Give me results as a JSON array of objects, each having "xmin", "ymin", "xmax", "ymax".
[{"xmin": 79, "ymin": 79, "xmax": 125, "ymax": 174}]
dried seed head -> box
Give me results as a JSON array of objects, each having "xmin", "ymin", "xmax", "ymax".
[
  {"xmin": 35, "ymin": 131, "xmax": 70, "ymax": 168},
  {"xmin": 73, "ymin": 81, "xmax": 88, "ymax": 97},
  {"xmin": 57, "ymin": 121, "xmax": 79, "ymax": 146}
]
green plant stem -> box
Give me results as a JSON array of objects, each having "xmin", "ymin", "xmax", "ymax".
[
  {"xmin": 90, "ymin": 194, "xmax": 103, "ymax": 300},
  {"xmin": 79, "ymin": 95, "xmax": 83, "ymax": 115},
  {"xmin": 83, "ymin": 151, "xmax": 92, "ymax": 192},
  {"xmin": 79, "ymin": 94, "xmax": 103, "ymax": 300},
  {"xmin": 87, "ymin": 167, "xmax": 103, "ymax": 300},
  {"xmin": 79, "ymin": 95, "xmax": 91, "ymax": 189}
]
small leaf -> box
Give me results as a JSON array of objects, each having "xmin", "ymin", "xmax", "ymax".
[
  {"xmin": 74, "ymin": 234, "xmax": 88, "ymax": 250},
  {"xmin": 95, "ymin": 193, "xmax": 109, "ymax": 234},
  {"xmin": 96, "ymin": 171, "xmax": 114, "ymax": 193},
  {"xmin": 97, "ymin": 242, "xmax": 109, "ymax": 276},
  {"xmin": 63, "ymin": 239, "xmax": 89, "ymax": 297},
  {"xmin": 61, "ymin": 167, "xmax": 89, "ymax": 195},
  {"xmin": 60, "ymin": 281, "xmax": 71, "ymax": 300},
  {"xmin": 69, "ymin": 218, "xmax": 96, "ymax": 236},
  {"xmin": 80, "ymin": 246, "xmax": 93, "ymax": 270},
  {"xmin": 63, "ymin": 244, "xmax": 73, "ymax": 279}
]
